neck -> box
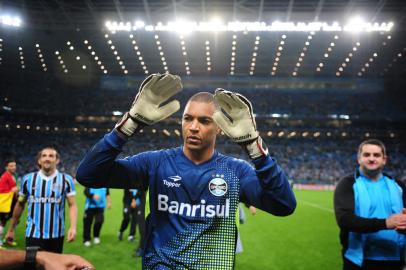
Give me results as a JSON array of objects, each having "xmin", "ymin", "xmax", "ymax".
[
  {"xmin": 183, "ymin": 147, "xmax": 215, "ymax": 165},
  {"xmin": 360, "ymin": 167, "xmax": 382, "ymax": 182},
  {"xmin": 41, "ymin": 168, "xmax": 56, "ymax": 177}
]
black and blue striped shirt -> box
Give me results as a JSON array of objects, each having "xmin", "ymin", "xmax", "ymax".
[{"xmin": 19, "ymin": 170, "xmax": 76, "ymax": 239}]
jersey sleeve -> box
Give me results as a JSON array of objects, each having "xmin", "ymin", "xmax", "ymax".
[
  {"xmin": 76, "ymin": 130, "xmax": 156, "ymax": 190},
  {"xmin": 238, "ymin": 155, "xmax": 296, "ymax": 216},
  {"xmin": 64, "ymin": 174, "xmax": 76, "ymax": 197},
  {"xmin": 19, "ymin": 174, "xmax": 29, "ymax": 198}
]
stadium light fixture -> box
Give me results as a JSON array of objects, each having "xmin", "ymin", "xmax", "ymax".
[
  {"xmin": 153, "ymin": 34, "xmax": 168, "ymax": 72},
  {"xmin": 18, "ymin": 46, "xmax": 26, "ymax": 69},
  {"xmin": 55, "ymin": 51, "xmax": 68, "ymax": 73},
  {"xmin": 105, "ymin": 37, "xmax": 129, "ymax": 75},
  {"xmin": 105, "ymin": 20, "xmax": 393, "ymax": 33},
  {"xmin": 178, "ymin": 35, "xmax": 190, "ymax": 75},
  {"xmin": 0, "ymin": 15, "xmax": 22, "ymax": 27},
  {"xmin": 84, "ymin": 40, "xmax": 108, "ymax": 74},
  {"xmin": 229, "ymin": 34, "xmax": 238, "ymax": 75},
  {"xmin": 0, "ymin": 39, "xmax": 3, "ymax": 65},
  {"xmin": 35, "ymin": 44, "xmax": 48, "ymax": 72},
  {"xmin": 271, "ymin": 35, "xmax": 287, "ymax": 76},
  {"xmin": 249, "ymin": 36, "xmax": 260, "ymax": 75},
  {"xmin": 205, "ymin": 40, "xmax": 212, "ymax": 72},
  {"xmin": 294, "ymin": 32, "xmax": 315, "ymax": 76},
  {"xmin": 129, "ymin": 34, "xmax": 148, "ymax": 74}
]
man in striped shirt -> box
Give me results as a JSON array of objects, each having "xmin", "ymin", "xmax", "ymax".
[{"xmin": 6, "ymin": 147, "xmax": 78, "ymax": 253}]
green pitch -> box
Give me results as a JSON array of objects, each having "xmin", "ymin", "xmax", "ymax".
[{"xmin": 11, "ymin": 186, "xmax": 341, "ymax": 269}]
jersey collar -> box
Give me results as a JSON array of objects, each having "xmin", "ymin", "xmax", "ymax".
[{"xmin": 38, "ymin": 169, "xmax": 58, "ymax": 181}]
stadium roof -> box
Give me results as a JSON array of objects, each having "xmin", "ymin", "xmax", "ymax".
[{"xmin": 0, "ymin": 0, "xmax": 405, "ymax": 79}]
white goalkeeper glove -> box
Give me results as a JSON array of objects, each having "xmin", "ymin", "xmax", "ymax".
[
  {"xmin": 116, "ymin": 73, "xmax": 183, "ymax": 137},
  {"xmin": 213, "ymin": 88, "xmax": 268, "ymax": 159}
]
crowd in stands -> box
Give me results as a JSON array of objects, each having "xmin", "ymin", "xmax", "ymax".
[
  {"xmin": 1, "ymin": 132, "xmax": 405, "ymax": 185},
  {"xmin": 1, "ymin": 77, "xmax": 405, "ymax": 120},
  {"xmin": 1, "ymin": 76, "xmax": 405, "ymax": 184}
]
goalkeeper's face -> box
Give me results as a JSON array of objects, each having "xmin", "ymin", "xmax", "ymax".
[{"xmin": 182, "ymin": 101, "xmax": 220, "ymax": 153}]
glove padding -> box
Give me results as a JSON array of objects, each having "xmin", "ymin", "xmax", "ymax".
[
  {"xmin": 116, "ymin": 73, "xmax": 183, "ymax": 137},
  {"xmin": 213, "ymin": 88, "xmax": 268, "ymax": 159}
]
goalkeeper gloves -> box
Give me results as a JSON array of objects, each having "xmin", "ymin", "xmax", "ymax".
[
  {"xmin": 116, "ymin": 73, "xmax": 183, "ymax": 137},
  {"xmin": 213, "ymin": 88, "xmax": 268, "ymax": 159}
]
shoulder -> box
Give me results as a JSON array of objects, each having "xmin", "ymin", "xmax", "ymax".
[
  {"xmin": 0, "ymin": 172, "xmax": 7, "ymax": 179},
  {"xmin": 127, "ymin": 148, "xmax": 178, "ymax": 162},
  {"xmin": 389, "ymin": 174, "xmax": 406, "ymax": 192},
  {"xmin": 61, "ymin": 173, "xmax": 74, "ymax": 182},
  {"xmin": 335, "ymin": 173, "xmax": 355, "ymax": 191},
  {"xmin": 22, "ymin": 172, "xmax": 36, "ymax": 182},
  {"xmin": 1, "ymin": 172, "xmax": 12, "ymax": 182},
  {"xmin": 216, "ymin": 152, "xmax": 253, "ymax": 171}
]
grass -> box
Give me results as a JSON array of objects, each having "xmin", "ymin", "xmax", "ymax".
[{"xmin": 10, "ymin": 187, "xmax": 342, "ymax": 269}]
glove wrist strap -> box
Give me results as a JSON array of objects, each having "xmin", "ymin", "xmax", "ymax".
[
  {"xmin": 242, "ymin": 136, "xmax": 269, "ymax": 160},
  {"xmin": 115, "ymin": 112, "xmax": 145, "ymax": 137}
]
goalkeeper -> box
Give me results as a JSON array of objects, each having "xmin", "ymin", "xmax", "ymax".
[{"xmin": 76, "ymin": 73, "xmax": 296, "ymax": 269}]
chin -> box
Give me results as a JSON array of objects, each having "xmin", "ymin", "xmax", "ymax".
[{"xmin": 186, "ymin": 144, "xmax": 202, "ymax": 151}]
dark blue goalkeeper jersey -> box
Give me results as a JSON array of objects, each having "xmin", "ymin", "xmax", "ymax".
[{"xmin": 77, "ymin": 131, "xmax": 296, "ymax": 269}]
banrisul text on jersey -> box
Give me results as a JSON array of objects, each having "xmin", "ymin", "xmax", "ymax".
[{"xmin": 157, "ymin": 194, "xmax": 230, "ymax": 218}]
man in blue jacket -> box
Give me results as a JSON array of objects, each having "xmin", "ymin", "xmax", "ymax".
[
  {"xmin": 334, "ymin": 139, "xmax": 406, "ymax": 270},
  {"xmin": 76, "ymin": 73, "xmax": 296, "ymax": 269}
]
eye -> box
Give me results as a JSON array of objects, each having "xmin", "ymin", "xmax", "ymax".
[{"xmin": 199, "ymin": 118, "xmax": 212, "ymax": 125}]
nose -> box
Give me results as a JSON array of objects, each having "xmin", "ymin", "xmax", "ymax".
[{"xmin": 189, "ymin": 119, "xmax": 200, "ymax": 131}]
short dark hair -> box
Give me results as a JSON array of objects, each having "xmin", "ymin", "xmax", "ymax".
[
  {"xmin": 358, "ymin": 139, "xmax": 386, "ymax": 156},
  {"xmin": 188, "ymin": 92, "xmax": 214, "ymax": 102},
  {"xmin": 187, "ymin": 92, "xmax": 219, "ymax": 109},
  {"xmin": 36, "ymin": 147, "xmax": 60, "ymax": 161},
  {"xmin": 4, "ymin": 159, "xmax": 16, "ymax": 168}
]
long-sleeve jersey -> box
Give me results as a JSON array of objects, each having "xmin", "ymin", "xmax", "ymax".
[{"xmin": 77, "ymin": 131, "xmax": 296, "ymax": 269}]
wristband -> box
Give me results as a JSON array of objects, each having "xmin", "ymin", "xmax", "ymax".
[
  {"xmin": 25, "ymin": 246, "xmax": 40, "ymax": 270},
  {"xmin": 242, "ymin": 136, "xmax": 269, "ymax": 159}
]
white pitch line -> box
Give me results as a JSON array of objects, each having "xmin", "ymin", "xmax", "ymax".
[{"xmin": 298, "ymin": 199, "xmax": 334, "ymax": 213}]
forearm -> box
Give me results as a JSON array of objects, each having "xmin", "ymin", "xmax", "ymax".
[
  {"xmin": 336, "ymin": 212, "xmax": 386, "ymax": 232},
  {"xmin": 0, "ymin": 249, "xmax": 25, "ymax": 269},
  {"xmin": 76, "ymin": 130, "xmax": 128, "ymax": 188},
  {"xmin": 69, "ymin": 204, "xmax": 78, "ymax": 230},
  {"xmin": 242, "ymin": 156, "xmax": 296, "ymax": 216},
  {"xmin": 9, "ymin": 202, "xmax": 24, "ymax": 231}
]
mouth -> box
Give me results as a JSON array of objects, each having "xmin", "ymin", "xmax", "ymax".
[{"xmin": 186, "ymin": 136, "xmax": 201, "ymax": 144}]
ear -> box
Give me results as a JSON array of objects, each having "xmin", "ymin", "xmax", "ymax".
[
  {"xmin": 216, "ymin": 125, "xmax": 221, "ymax": 135},
  {"xmin": 56, "ymin": 158, "xmax": 60, "ymax": 166},
  {"xmin": 382, "ymin": 155, "xmax": 387, "ymax": 166},
  {"xmin": 357, "ymin": 153, "xmax": 361, "ymax": 165}
]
